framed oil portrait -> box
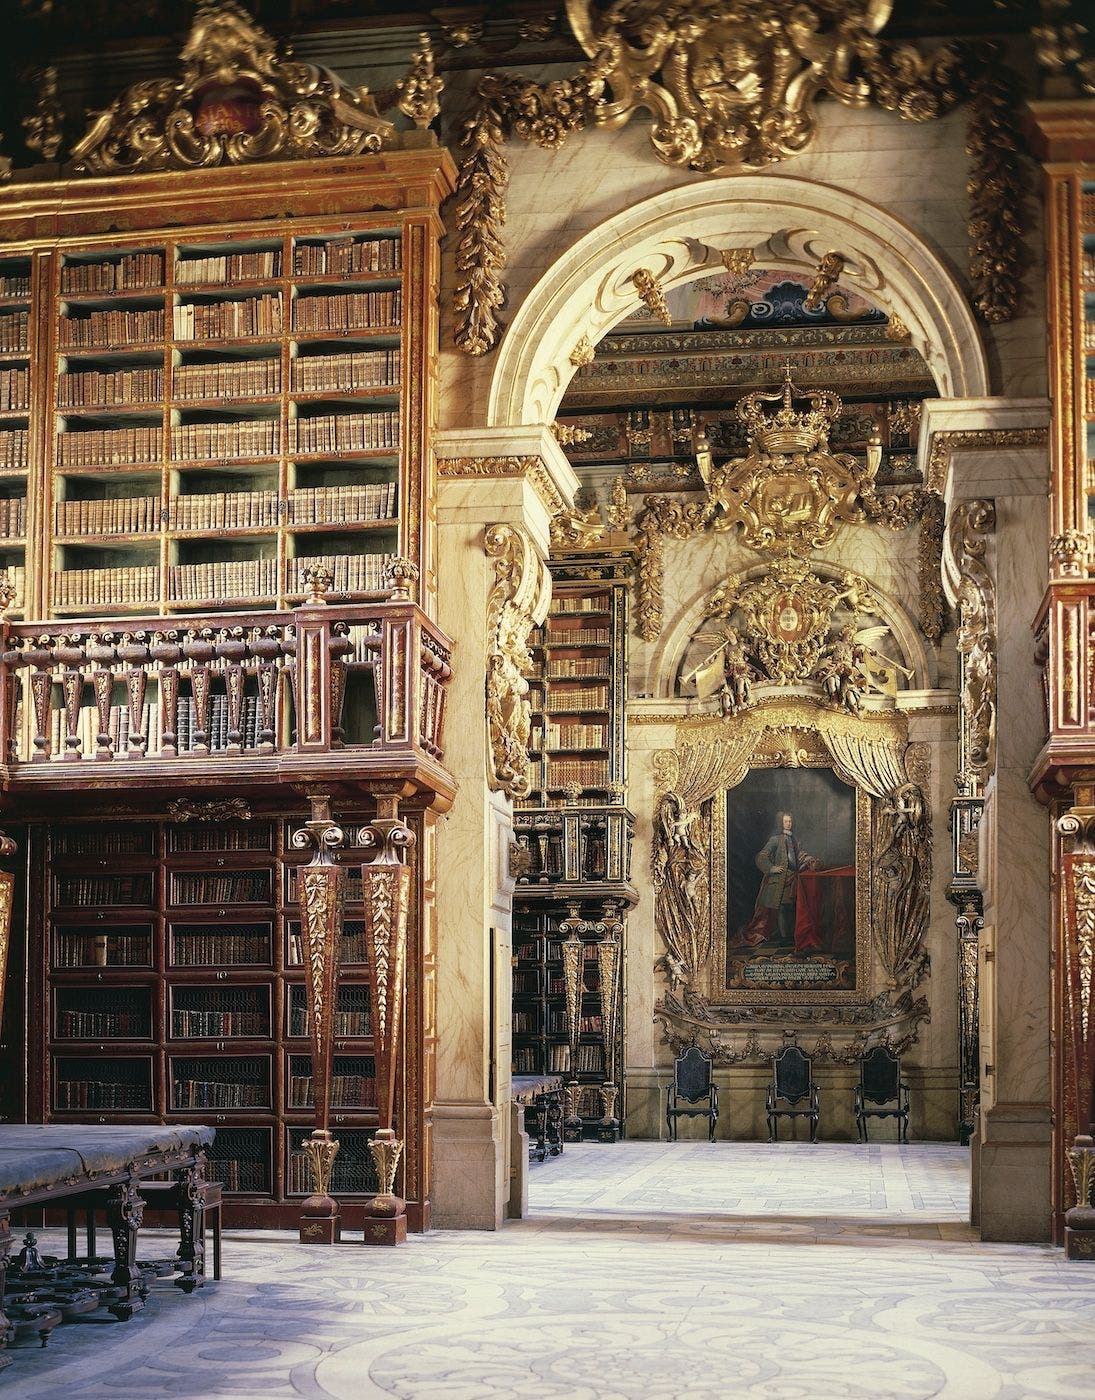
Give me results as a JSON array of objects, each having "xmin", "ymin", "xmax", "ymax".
[{"xmin": 711, "ymin": 762, "xmax": 870, "ymax": 1002}]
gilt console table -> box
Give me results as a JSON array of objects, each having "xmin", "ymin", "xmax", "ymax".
[{"xmin": 0, "ymin": 1123, "xmax": 215, "ymax": 1359}]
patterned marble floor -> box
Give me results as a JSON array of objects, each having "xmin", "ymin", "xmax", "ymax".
[{"xmin": 4, "ymin": 1141, "xmax": 1094, "ymax": 1400}]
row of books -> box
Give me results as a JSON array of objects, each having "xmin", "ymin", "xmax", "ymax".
[
  {"xmin": 1087, "ymin": 377, "xmax": 1095, "ymax": 413},
  {"xmin": 175, "ymin": 357, "xmax": 280, "ymax": 399},
  {"xmin": 293, "ymin": 290, "xmax": 401, "ymax": 332},
  {"xmin": 56, "ymin": 494, "xmax": 159, "ymax": 537},
  {"xmin": 288, "ymin": 927, "xmax": 369, "ymax": 964},
  {"xmin": 548, "ymin": 1044, "xmax": 571, "ymax": 1071},
  {"xmin": 54, "ymin": 873, "xmax": 154, "ymax": 907},
  {"xmin": 543, "ymin": 686, "xmax": 608, "ymax": 713},
  {"xmin": 573, "ymin": 1045, "xmax": 607, "ymax": 1073},
  {"xmin": 0, "ymin": 311, "xmax": 29, "ymax": 352},
  {"xmin": 177, "ymin": 250, "xmax": 281, "ymax": 284},
  {"xmin": 3, "ymin": 566, "xmax": 24, "ymax": 608},
  {"xmin": 289, "ymin": 411, "xmax": 399, "ymax": 453},
  {"xmin": 61, "ymin": 251, "xmax": 165, "ymax": 293},
  {"xmin": 172, "ymin": 1009, "xmax": 268, "ymax": 1038},
  {"xmin": 56, "ymin": 1009, "xmax": 148, "ymax": 1037},
  {"xmin": 291, "ymin": 349, "xmax": 399, "ymax": 392},
  {"xmin": 56, "ymin": 1079, "xmax": 149, "ymax": 1109},
  {"xmin": 58, "ymin": 364, "xmax": 164, "ymax": 408},
  {"xmin": 546, "ymin": 1012, "xmax": 603, "ymax": 1035},
  {"xmin": 0, "ymin": 366, "xmax": 28, "ymax": 411},
  {"xmin": 57, "ymin": 424, "xmax": 162, "ymax": 467},
  {"xmin": 170, "ymin": 489, "xmax": 277, "ymax": 531},
  {"xmin": 287, "ymin": 1073, "xmax": 377, "ymax": 1108},
  {"xmin": 0, "ymin": 274, "xmax": 30, "ymax": 300},
  {"xmin": 61, "ymin": 307, "xmax": 164, "ymax": 348},
  {"xmin": 167, "ymin": 557, "xmax": 280, "ymax": 600},
  {"xmin": 172, "ymin": 419, "xmax": 279, "ymax": 460},
  {"xmin": 211, "ymin": 1158, "xmax": 267, "ymax": 1192},
  {"xmin": 542, "ymin": 627, "xmax": 610, "ymax": 647},
  {"xmin": 543, "ymin": 722, "xmax": 607, "ymax": 749},
  {"xmin": 0, "ymin": 428, "xmax": 28, "ymax": 469},
  {"xmin": 544, "ymin": 759, "xmax": 610, "ymax": 786},
  {"xmin": 53, "ymin": 565, "xmax": 159, "ymax": 608},
  {"xmin": 294, "ymin": 236, "xmax": 401, "ymax": 276},
  {"xmin": 0, "ymin": 496, "xmax": 26, "ymax": 537},
  {"xmin": 171, "ymin": 871, "xmax": 271, "ymax": 906},
  {"xmin": 285, "ymin": 1151, "xmax": 373, "ymax": 1196},
  {"xmin": 513, "ymin": 1048, "xmax": 542, "ymax": 1072},
  {"xmin": 288, "ymin": 1009, "xmax": 371, "ymax": 1038},
  {"xmin": 288, "ymin": 552, "xmax": 395, "ymax": 593},
  {"xmin": 287, "ymin": 481, "xmax": 397, "ymax": 524},
  {"xmin": 46, "ymin": 694, "xmax": 268, "ymax": 759},
  {"xmin": 173, "ymin": 1079, "xmax": 267, "ymax": 1108},
  {"xmin": 1085, "ymin": 324, "xmax": 1095, "ymax": 351},
  {"xmin": 546, "ymin": 657, "xmax": 611, "ymax": 678},
  {"xmin": 174, "ymin": 295, "xmax": 284, "ymax": 341},
  {"xmin": 53, "ymin": 932, "xmax": 152, "ymax": 968},
  {"xmin": 172, "ymin": 931, "xmax": 271, "ymax": 966},
  {"xmin": 551, "ymin": 597, "xmax": 611, "ymax": 614},
  {"xmin": 1080, "ymin": 251, "xmax": 1095, "ymax": 281}
]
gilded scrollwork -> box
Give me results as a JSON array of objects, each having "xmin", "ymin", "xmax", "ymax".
[
  {"xmin": 71, "ymin": 1, "xmax": 399, "ymax": 174},
  {"xmin": 484, "ymin": 523, "xmax": 552, "ymax": 800},
  {"xmin": 951, "ymin": 499, "xmax": 997, "ymax": 785}
]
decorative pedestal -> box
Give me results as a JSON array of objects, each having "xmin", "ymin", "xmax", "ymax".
[
  {"xmin": 597, "ymin": 1083, "xmax": 621, "ymax": 1143},
  {"xmin": 563, "ymin": 1080, "xmax": 584, "ymax": 1143},
  {"xmin": 298, "ymin": 1130, "xmax": 341, "ymax": 1244},
  {"xmin": 363, "ymin": 1215, "xmax": 409, "ymax": 1246}
]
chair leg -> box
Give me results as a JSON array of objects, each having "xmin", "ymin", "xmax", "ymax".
[
  {"xmin": 211, "ymin": 1203, "xmax": 222, "ymax": 1283},
  {"xmin": 767, "ymin": 1115, "xmax": 776, "ymax": 1142},
  {"xmin": 66, "ymin": 1209, "xmax": 78, "ymax": 1263}
]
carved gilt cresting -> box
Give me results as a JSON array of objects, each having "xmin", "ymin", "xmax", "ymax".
[
  {"xmin": 452, "ymin": 3, "xmax": 1030, "ymax": 353},
  {"xmin": 484, "ymin": 523, "xmax": 552, "ymax": 800},
  {"xmin": 69, "ymin": 1, "xmax": 439, "ymax": 173},
  {"xmin": 291, "ymin": 794, "xmax": 347, "ymax": 1245},
  {"xmin": 359, "ymin": 789, "xmax": 416, "ymax": 1245},
  {"xmin": 652, "ymin": 699, "xmax": 931, "ymax": 1060}
]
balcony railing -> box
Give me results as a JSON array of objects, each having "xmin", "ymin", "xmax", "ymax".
[
  {"xmin": 0, "ymin": 595, "xmax": 452, "ymax": 802},
  {"xmin": 1031, "ymin": 576, "xmax": 1095, "ymax": 800},
  {"xmin": 513, "ymin": 804, "xmax": 636, "ymax": 899}
]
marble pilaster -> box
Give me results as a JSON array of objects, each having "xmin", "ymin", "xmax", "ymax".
[{"xmin": 430, "ymin": 427, "xmax": 577, "ymax": 1229}]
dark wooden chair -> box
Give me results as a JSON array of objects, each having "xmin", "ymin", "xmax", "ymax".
[
  {"xmin": 855, "ymin": 1045, "xmax": 910, "ymax": 1142},
  {"xmin": 766, "ymin": 1045, "xmax": 819, "ymax": 1142},
  {"xmin": 665, "ymin": 1045, "xmax": 719, "ymax": 1141}
]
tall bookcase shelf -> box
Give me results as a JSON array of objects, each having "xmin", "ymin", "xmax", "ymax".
[
  {"xmin": 30, "ymin": 814, "xmax": 408, "ymax": 1227},
  {"xmin": 0, "ymin": 151, "xmax": 452, "ymax": 620},
  {"xmin": 512, "ymin": 551, "xmax": 637, "ymax": 1140}
]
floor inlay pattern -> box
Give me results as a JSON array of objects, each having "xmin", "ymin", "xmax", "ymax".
[{"xmin": 4, "ymin": 1142, "xmax": 1093, "ymax": 1400}]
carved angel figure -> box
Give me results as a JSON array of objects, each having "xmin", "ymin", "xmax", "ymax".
[
  {"xmin": 719, "ymin": 630, "xmax": 754, "ymax": 715},
  {"xmin": 817, "ymin": 624, "xmax": 871, "ymax": 714}
]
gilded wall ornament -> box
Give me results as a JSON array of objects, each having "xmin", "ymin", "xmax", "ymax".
[
  {"xmin": 686, "ymin": 558, "xmax": 911, "ymax": 716},
  {"xmin": 951, "ymin": 499, "xmax": 997, "ymax": 784},
  {"xmin": 484, "ymin": 523, "xmax": 552, "ymax": 800},
  {"xmin": 22, "ymin": 66, "xmax": 64, "ymax": 162},
  {"xmin": 630, "ymin": 268, "xmax": 672, "ymax": 326},
  {"xmin": 71, "ymin": 1, "xmax": 399, "ymax": 173},
  {"xmin": 396, "ymin": 33, "xmax": 443, "ymax": 130}
]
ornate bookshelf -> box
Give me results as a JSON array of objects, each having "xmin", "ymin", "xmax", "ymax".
[
  {"xmin": 511, "ymin": 552, "xmax": 637, "ymax": 1141},
  {"xmin": 0, "ymin": 255, "xmax": 34, "ymax": 616},
  {"xmin": 28, "ymin": 815, "xmax": 421, "ymax": 1227}
]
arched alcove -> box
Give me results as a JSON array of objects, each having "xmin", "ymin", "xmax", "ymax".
[{"xmin": 487, "ymin": 174, "xmax": 989, "ymax": 428}]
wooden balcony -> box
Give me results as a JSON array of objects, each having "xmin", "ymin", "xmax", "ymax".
[
  {"xmin": 0, "ymin": 595, "xmax": 454, "ymax": 815},
  {"xmin": 1030, "ymin": 578, "xmax": 1095, "ymax": 803},
  {"xmin": 513, "ymin": 805, "xmax": 637, "ymax": 907}
]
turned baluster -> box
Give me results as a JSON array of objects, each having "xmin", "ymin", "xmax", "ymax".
[
  {"xmin": 54, "ymin": 634, "xmax": 86, "ymax": 761},
  {"xmin": 283, "ymin": 626, "xmax": 298, "ymax": 747},
  {"xmin": 149, "ymin": 631, "xmax": 182, "ymax": 758},
  {"xmin": 183, "ymin": 628, "xmax": 215, "ymax": 755},
  {"xmin": 116, "ymin": 632, "xmax": 150, "ymax": 756},
  {"xmin": 86, "ymin": 632, "xmax": 117, "ymax": 759},
  {"xmin": 329, "ymin": 622, "xmax": 353, "ymax": 745},
  {"xmin": 218, "ymin": 627, "xmax": 247, "ymax": 754},
  {"xmin": 0, "ymin": 632, "xmax": 21, "ymax": 764},
  {"xmin": 22, "ymin": 636, "xmax": 54, "ymax": 762},
  {"xmin": 248, "ymin": 626, "xmax": 282, "ymax": 753}
]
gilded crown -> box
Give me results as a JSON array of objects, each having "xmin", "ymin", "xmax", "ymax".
[{"xmin": 737, "ymin": 363, "xmax": 842, "ymax": 455}]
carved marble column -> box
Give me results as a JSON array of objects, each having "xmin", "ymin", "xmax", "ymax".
[
  {"xmin": 292, "ymin": 794, "xmax": 346, "ymax": 1245},
  {"xmin": 432, "ymin": 427, "xmax": 576, "ymax": 1227},
  {"xmin": 359, "ymin": 786, "xmax": 415, "ymax": 1246}
]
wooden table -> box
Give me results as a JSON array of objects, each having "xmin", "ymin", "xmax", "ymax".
[{"xmin": 0, "ymin": 1123, "xmax": 215, "ymax": 1364}]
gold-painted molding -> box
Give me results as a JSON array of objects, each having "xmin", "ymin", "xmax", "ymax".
[
  {"xmin": 951, "ymin": 500, "xmax": 997, "ymax": 789},
  {"xmin": 437, "ymin": 454, "xmax": 569, "ymax": 519},
  {"xmin": 925, "ymin": 426, "xmax": 1049, "ymax": 495}
]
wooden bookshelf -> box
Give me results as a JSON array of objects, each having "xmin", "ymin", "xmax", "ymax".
[
  {"xmin": 0, "ymin": 256, "xmax": 34, "ymax": 615},
  {"xmin": 29, "ymin": 815, "xmax": 420, "ymax": 1228}
]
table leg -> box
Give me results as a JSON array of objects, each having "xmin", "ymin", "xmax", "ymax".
[
  {"xmin": 106, "ymin": 1180, "xmax": 146, "ymax": 1320},
  {"xmin": 173, "ymin": 1164, "xmax": 206, "ymax": 1293}
]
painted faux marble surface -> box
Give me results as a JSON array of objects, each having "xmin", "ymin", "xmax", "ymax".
[{"xmin": 5, "ymin": 1141, "xmax": 1093, "ymax": 1400}]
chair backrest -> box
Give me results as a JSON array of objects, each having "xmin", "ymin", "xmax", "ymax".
[
  {"xmin": 773, "ymin": 1046, "xmax": 812, "ymax": 1105},
  {"xmin": 673, "ymin": 1045, "xmax": 713, "ymax": 1103},
  {"xmin": 859, "ymin": 1045, "xmax": 901, "ymax": 1104}
]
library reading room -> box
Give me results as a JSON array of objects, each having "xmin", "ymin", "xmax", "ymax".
[{"xmin": 0, "ymin": 1, "xmax": 1091, "ymax": 1397}]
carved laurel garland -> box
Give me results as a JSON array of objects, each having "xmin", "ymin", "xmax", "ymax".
[
  {"xmin": 452, "ymin": 6, "xmax": 1030, "ymax": 353},
  {"xmin": 950, "ymin": 499, "xmax": 997, "ymax": 787},
  {"xmin": 484, "ymin": 523, "xmax": 552, "ymax": 799}
]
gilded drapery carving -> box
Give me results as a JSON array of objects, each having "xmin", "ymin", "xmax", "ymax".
[
  {"xmin": 951, "ymin": 499, "xmax": 997, "ymax": 787},
  {"xmin": 484, "ymin": 523, "xmax": 552, "ymax": 800}
]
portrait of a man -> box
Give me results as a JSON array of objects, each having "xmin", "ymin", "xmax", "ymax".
[{"xmin": 724, "ymin": 767, "xmax": 857, "ymax": 991}]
